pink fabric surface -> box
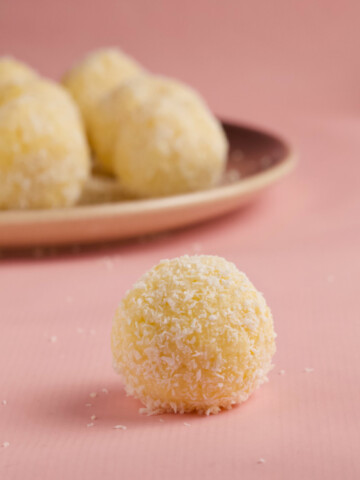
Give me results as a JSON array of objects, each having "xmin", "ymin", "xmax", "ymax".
[{"xmin": 1, "ymin": 1, "xmax": 360, "ymax": 479}]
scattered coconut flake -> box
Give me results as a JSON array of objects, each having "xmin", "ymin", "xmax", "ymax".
[
  {"xmin": 1, "ymin": 400, "xmax": 7, "ymax": 406},
  {"xmin": 327, "ymin": 274, "xmax": 335, "ymax": 283},
  {"xmin": 113, "ymin": 425, "xmax": 127, "ymax": 430},
  {"xmin": 49, "ymin": 335, "xmax": 57, "ymax": 343},
  {"xmin": 229, "ymin": 149, "xmax": 244, "ymax": 163},
  {"xmin": 183, "ymin": 422, "xmax": 191, "ymax": 427},
  {"xmin": 225, "ymin": 169, "xmax": 241, "ymax": 183},
  {"xmin": 304, "ymin": 367, "xmax": 314, "ymax": 373},
  {"xmin": 101, "ymin": 388, "xmax": 109, "ymax": 394},
  {"xmin": 85, "ymin": 403, "xmax": 92, "ymax": 407},
  {"xmin": 278, "ymin": 369, "xmax": 286, "ymax": 375},
  {"xmin": 76, "ymin": 327, "xmax": 84, "ymax": 334},
  {"xmin": 66, "ymin": 296, "xmax": 73, "ymax": 304},
  {"xmin": 159, "ymin": 418, "xmax": 165, "ymax": 423},
  {"xmin": 139, "ymin": 407, "xmax": 153, "ymax": 415},
  {"xmin": 1, "ymin": 442, "xmax": 10, "ymax": 448},
  {"xmin": 90, "ymin": 329, "xmax": 96, "ymax": 336},
  {"xmin": 87, "ymin": 423, "xmax": 95, "ymax": 428},
  {"xmin": 192, "ymin": 242, "xmax": 202, "ymax": 253},
  {"xmin": 89, "ymin": 392, "xmax": 97, "ymax": 398},
  {"xmin": 102, "ymin": 256, "xmax": 114, "ymax": 271},
  {"xmin": 90, "ymin": 415, "xmax": 97, "ymax": 421},
  {"xmin": 260, "ymin": 155, "xmax": 273, "ymax": 168},
  {"xmin": 257, "ymin": 458, "xmax": 266, "ymax": 464}
]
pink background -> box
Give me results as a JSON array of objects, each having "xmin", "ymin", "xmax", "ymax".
[{"xmin": 1, "ymin": 1, "xmax": 360, "ymax": 478}]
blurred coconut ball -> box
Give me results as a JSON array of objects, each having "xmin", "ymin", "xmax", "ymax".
[
  {"xmin": 0, "ymin": 57, "xmax": 38, "ymax": 87},
  {"xmin": 111, "ymin": 255, "xmax": 276, "ymax": 415},
  {"xmin": 0, "ymin": 77, "xmax": 86, "ymax": 129},
  {"xmin": 90, "ymin": 75, "xmax": 228, "ymax": 194},
  {"xmin": 62, "ymin": 48, "xmax": 144, "ymax": 139},
  {"xmin": 0, "ymin": 79, "xmax": 90, "ymax": 209}
]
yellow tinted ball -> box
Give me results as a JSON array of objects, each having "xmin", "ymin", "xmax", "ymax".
[
  {"xmin": 62, "ymin": 48, "xmax": 143, "ymax": 135},
  {"xmin": 0, "ymin": 91, "xmax": 90, "ymax": 209},
  {"xmin": 91, "ymin": 76, "xmax": 228, "ymax": 193},
  {"xmin": 0, "ymin": 57, "xmax": 38, "ymax": 87},
  {"xmin": 112, "ymin": 255, "xmax": 276, "ymax": 415}
]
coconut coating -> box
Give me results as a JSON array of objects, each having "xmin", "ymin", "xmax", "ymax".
[
  {"xmin": 111, "ymin": 255, "xmax": 276, "ymax": 415},
  {"xmin": 0, "ymin": 57, "xmax": 38, "ymax": 87},
  {"xmin": 0, "ymin": 91, "xmax": 90, "ymax": 209},
  {"xmin": 62, "ymin": 48, "xmax": 143, "ymax": 133},
  {"xmin": 91, "ymin": 76, "xmax": 228, "ymax": 194},
  {"xmin": 0, "ymin": 78, "xmax": 86, "ymax": 128}
]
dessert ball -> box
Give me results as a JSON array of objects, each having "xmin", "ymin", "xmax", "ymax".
[
  {"xmin": 0, "ymin": 57, "xmax": 38, "ymax": 87},
  {"xmin": 111, "ymin": 255, "xmax": 276, "ymax": 415},
  {"xmin": 0, "ymin": 77, "xmax": 85, "ymax": 129},
  {"xmin": 62, "ymin": 48, "xmax": 143, "ymax": 133},
  {"xmin": 91, "ymin": 76, "xmax": 228, "ymax": 194},
  {"xmin": 0, "ymin": 91, "xmax": 90, "ymax": 209}
]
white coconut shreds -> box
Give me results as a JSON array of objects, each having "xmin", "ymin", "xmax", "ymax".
[
  {"xmin": 111, "ymin": 255, "xmax": 276, "ymax": 415},
  {"xmin": 304, "ymin": 368, "xmax": 314, "ymax": 373},
  {"xmin": 0, "ymin": 94, "xmax": 89, "ymax": 210},
  {"xmin": 113, "ymin": 425, "xmax": 127, "ymax": 430}
]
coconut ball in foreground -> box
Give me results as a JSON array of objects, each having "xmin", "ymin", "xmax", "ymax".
[
  {"xmin": 0, "ymin": 87, "xmax": 90, "ymax": 209},
  {"xmin": 91, "ymin": 76, "xmax": 228, "ymax": 195},
  {"xmin": 0, "ymin": 57, "xmax": 38, "ymax": 87},
  {"xmin": 111, "ymin": 255, "xmax": 276, "ymax": 415},
  {"xmin": 62, "ymin": 48, "xmax": 143, "ymax": 135}
]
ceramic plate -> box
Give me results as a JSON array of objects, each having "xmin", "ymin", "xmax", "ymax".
[{"xmin": 0, "ymin": 121, "xmax": 296, "ymax": 247}]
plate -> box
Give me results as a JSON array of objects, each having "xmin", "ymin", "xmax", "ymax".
[{"xmin": 0, "ymin": 121, "xmax": 296, "ymax": 248}]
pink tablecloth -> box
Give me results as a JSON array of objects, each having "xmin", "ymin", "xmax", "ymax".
[{"xmin": 1, "ymin": 1, "xmax": 359, "ymax": 479}]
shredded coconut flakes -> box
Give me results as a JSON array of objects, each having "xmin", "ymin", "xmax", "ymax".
[{"xmin": 111, "ymin": 255, "xmax": 276, "ymax": 415}]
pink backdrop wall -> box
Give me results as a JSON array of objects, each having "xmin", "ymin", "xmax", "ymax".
[
  {"xmin": 1, "ymin": 1, "xmax": 360, "ymax": 479},
  {"xmin": 1, "ymin": 0, "xmax": 359, "ymax": 118}
]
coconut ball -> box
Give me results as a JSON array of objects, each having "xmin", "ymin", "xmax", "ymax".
[
  {"xmin": 0, "ymin": 77, "xmax": 86, "ymax": 129},
  {"xmin": 0, "ymin": 57, "xmax": 38, "ymax": 87},
  {"xmin": 111, "ymin": 255, "xmax": 276, "ymax": 415},
  {"xmin": 0, "ymin": 90, "xmax": 90, "ymax": 209},
  {"xmin": 62, "ymin": 48, "xmax": 143, "ymax": 133},
  {"xmin": 91, "ymin": 76, "xmax": 228, "ymax": 194}
]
